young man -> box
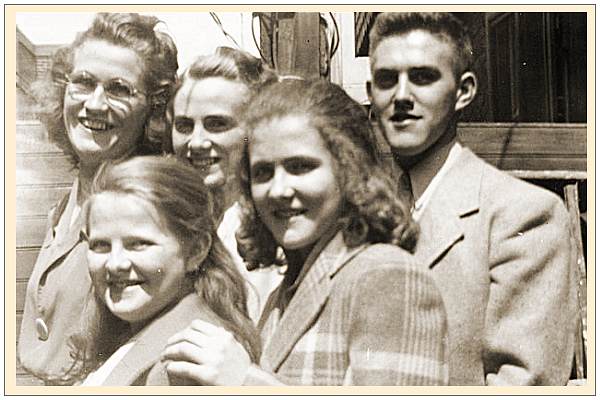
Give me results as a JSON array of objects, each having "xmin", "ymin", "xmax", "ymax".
[{"xmin": 367, "ymin": 12, "xmax": 577, "ymax": 385}]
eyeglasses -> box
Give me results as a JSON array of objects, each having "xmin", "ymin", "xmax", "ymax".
[{"xmin": 59, "ymin": 71, "xmax": 147, "ymax": 104}]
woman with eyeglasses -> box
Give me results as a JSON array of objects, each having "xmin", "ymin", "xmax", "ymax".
[
  {"xmin": 169, "ymin": 47, "xmax": 282, "ymax": 322},
  {"xmin": 18, "ymin": 13, "xmax": 178, "ymax": 385}
]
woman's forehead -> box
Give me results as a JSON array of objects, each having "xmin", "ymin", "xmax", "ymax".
[
  {"xmin": 72, "ymin": 39, "xmax": 145, "ymax": 86},
  {"xmin": 173, "ymin": 77, "xmax": 250, "ymax": 115}
]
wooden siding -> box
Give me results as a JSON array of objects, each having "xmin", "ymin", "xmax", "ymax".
[{"xmin": 13, "ymin": 121, "xmax": 587, "ymax": 385}]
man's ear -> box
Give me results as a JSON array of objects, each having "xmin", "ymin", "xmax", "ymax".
[
  {"xmin": 185, "ymin": 232, "xmax": 212, "ymax": 273},
  {"xmin": 455, "ymin": 71, "xmax": 477, "ymax": 112}
]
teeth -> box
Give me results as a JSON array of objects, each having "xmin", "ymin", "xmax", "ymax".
[
  {"xmin": 391, "ymin": 115, "xmax": 419, "ymax": 122},
  {"xmin": 190, "ymin": 158, "xmax": 219, "ymax": 168},
  {"xmin": 110, "ymin": 281, "xmax": 142, "ymax": 290},
  {"xmin": 275, "ymin": 209, "xmax": 304, "ymax": 218},
  {"xmin": 82, "ymin": 119, "xmax": 109, "ymax": 131}
]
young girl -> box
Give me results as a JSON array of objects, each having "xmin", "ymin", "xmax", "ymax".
[
  {"xmin": 66, "ymin": 155, "xmax": 259, "ymax": 385},
  {"xmin": 161, "ymin": 79, "xmax": 448, "ymax": 385}
]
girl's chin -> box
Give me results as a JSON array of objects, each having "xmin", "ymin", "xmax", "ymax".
[{"xmin": 203, "ymin": 172, "xmax": 227, "ymax": 190}]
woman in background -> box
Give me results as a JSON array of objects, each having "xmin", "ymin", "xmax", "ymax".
[
  {"xmin": 65, "ymin": 155, "xmax": 259, "ymax": 385},
  {"xmin": 161, "ymin": 79, "xmax": 448, "ymax": 385},
  {"xmin": 169, "ymin": 47, "xmax": 282, "ymax": 321},
  {"xmin": 19, "ymin": 13, "xmax": 178, "ymax": 384}
]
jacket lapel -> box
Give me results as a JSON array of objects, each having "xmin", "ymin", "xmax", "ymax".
[
  {"xmin": 102, "ymin": 294, "xmax": 218, "ymax": 386},
  {"xmin": 42, "ymin": 179, "xmax": 85, "ymax": 275},
  {"xmin": 43, "ymin": 217, "xmax": 86, "ymax": 274},
  {"xmin": 415, "ymin": 147, "xmax": 482, "ymax": 268},
  {"xmin": 261, "ymin": 233, "xmax": 365, "ymax": 372}
]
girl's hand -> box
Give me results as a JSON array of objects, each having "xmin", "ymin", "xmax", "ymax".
[{"xmin": 161, "ymin": 319, "xmax": 251, "ymax": 386}]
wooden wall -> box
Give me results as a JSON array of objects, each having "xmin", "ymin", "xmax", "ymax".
[
  {"xmin": 16, "ymin": 120, "xmax": 74, "ymax": 385},
  {"xmin": 14, "ymin": 120, "xmax": 587, "ymax": 385}
]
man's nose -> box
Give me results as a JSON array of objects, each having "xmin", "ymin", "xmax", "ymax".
[{"xmin": 392, "ymin": 75, "xmax": 414, "ymax": 111}]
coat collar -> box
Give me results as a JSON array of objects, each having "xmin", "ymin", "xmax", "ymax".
[
  {"xmin": 414, "ymin": 147, "xmax": 483, "ymax": 268},
  {"xmin": 42, "ymin": 179, "xmax": 88, "ymax": 273},
  {"xmin": 261, "ymin": 231, "xmax": 367, "ymax": 372},
  {"xmin": 102, "ymin": 294, "xmax": 218, "ymax": 386}
]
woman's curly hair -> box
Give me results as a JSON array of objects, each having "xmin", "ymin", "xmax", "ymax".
[
  {"xmin": 236, "ymin": 79, "xmax": 419, "ymax": 269},
  {"xmin": 31, "ymin": 13, "xmax": 179, "ymax": 166}
]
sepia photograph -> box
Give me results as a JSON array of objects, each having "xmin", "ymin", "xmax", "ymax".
[{"xmin": 6, "ymin": 4, "xmax": 593, "ymax": 395}]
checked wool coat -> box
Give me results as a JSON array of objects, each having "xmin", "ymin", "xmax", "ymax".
[{"xmin": 243, "ymin": 231, "xmax": 449, "ymax": 386}]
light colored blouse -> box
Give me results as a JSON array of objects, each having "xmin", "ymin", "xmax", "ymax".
[
  {"xmin": 81, "ymin": 342, "xmax": 136, "ymax": 386},
  {"xmin": 217, "ymin": 203, "xmax": 283, "ymax": 322}
]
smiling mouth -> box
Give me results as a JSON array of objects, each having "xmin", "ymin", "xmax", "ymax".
[
  {"xmin": 390, "ymin": 113, "xmax": 421, "ymax": 123},
  {"xmin": 109, "ymin": 280, "xmax": 144, "ymax": 291},
  {"xmin": 79, "ymin": 117, "xmax": 114, "ymax": 132},
  {"xmin": 188, "ymin": 156, "xmax": 221, "ymax": 169},
  {"xmin": 274, "ymin": 209, "xmax": 306, "ymax": 219}
]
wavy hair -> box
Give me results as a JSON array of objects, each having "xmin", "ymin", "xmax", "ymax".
[
  {"xmin": 31, "ymin": 13, "xmax": 179, "ymax": 166},
  {"xmin": 368, "ymin": 12, "xmax": 473, "ymax": 77},
  {"xmin": 164, "ymin": 46, "xmax": 278, "ymax": 154},
  {"xmin": 236, "ymin": 79, "xmax": 418, "ymax": 269},
  {"xmin": 63, "ymin": 155, "xmax": 260, "ymax": 383}
]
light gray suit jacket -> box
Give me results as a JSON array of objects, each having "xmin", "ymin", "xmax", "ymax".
[
  {"xmin": 99, "ymin": 294, "xmax": 222, "ymax": 386},
  {"xmin": 414, "ymin": 146, "xmax": 577, "ymax": 385}
]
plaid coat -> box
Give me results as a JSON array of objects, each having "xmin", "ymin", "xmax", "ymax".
[{"xmin": 243, "ymin": 232, "xmax": 448, "ymax": 386}]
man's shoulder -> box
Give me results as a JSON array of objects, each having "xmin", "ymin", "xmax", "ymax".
[{"xmin": 453, "ymin": 146, "xmax": 565, "ymax": 206}]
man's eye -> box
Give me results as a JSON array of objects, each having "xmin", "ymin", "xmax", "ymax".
[
  {"xmin": 409, "ymin": 68, "xmax": 441, "ymax": 85},
  {"xmin": 251, "ymin": 164, "xmax": 273, "ymax": 183},
  {"xmin": 174, "ymin": 117, "xmax": 195, "ymax": 134},
  {"xmin": 373, "ymin": 69, "xmax": 398, "ymax": 90},
  {"xmin": 203, "ymin": 115, "xmax": 237, "ymax": 133},
  {"xmin": 89, "ymin": 240, "xmax": 111, "ymax": 253}
]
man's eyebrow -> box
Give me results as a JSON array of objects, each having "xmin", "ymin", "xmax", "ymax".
[
  {"xmin": 373, "ymin": 67, "xmax": 397, "ymax": 72},
  {"xmin": 373, "ymin": 65, "xmax": 442, "ymax": 71},
  {"xmin": 409, "ymin": 65, "xmax": 441, "ymax": 71}
]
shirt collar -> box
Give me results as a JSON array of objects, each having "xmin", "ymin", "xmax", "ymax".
[
  {"xmin": 412, "ymin": 141, "xmax": 463, "ymax": 220},
  {"xmin": 408, "ymin": 137, "xmax": 457, "ymax": 199},
  {"xmin": 284, "ymin": 226, "xmax": 344, "ymax": 291}
]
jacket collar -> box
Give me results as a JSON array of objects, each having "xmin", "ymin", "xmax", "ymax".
[
  {"xmin": 414, "ymin": 146, "xmax": 482, "ymax": 268},
  {"xmin": 42, "ymin": 179, "xmax": 88, "ymax": 273},
  {"xmin": 102, "ymin": 294, "xmax": 218, "ymax": 386},
  {"xmin": 261, "ymin": 230, "xmax": 367, "ymax": 372}
]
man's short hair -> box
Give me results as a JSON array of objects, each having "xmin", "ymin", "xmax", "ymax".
[{"xmin": 368, "ymin": 12, "xmax": 474, "ymax": 77}]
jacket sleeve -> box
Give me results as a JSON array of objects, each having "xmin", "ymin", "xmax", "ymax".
[
  {"xmin": 243, "ymin": 259, "xmax": 448, "ymax": 386},
  {"xmin": 243, "ymin": 365, "xmax": 287, "ymax": 385},
  {"xmin": 345, "ymin": 262, "xmax": 448, "ymax": 385},
  {"xmin": 484, "ymin": 190, "xmax": 577, "ymax": 385}
]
